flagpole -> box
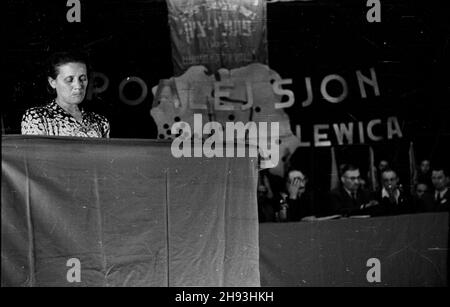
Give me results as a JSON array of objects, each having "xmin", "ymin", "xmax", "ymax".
[
  {"xmin": 368, "ymin": 146, "xmax": 377, "ymax": 192},
  {"xmin": 330, "ymin": 146, "xmax": 339, "ymax": 190},
  {"xmin": 409, "ymin": 141, "xmax": 417, "ymax": 194}
]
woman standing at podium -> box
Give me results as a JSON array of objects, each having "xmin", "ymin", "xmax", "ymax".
[{"xmin": 21, "ymin": 51, "xmax": 110, "ymax": 138}]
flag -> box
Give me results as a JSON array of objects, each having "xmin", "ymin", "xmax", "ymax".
[
  {"xmin": 368, "ymin": 146, "xmax": 377, "ymax": 192},
  {"xmin": 409, "ymin": 141, "xmax": 417, "ymax": 194},
  {"xmin": 166, "ymin": 0, "xmax": 268, "ymax": 75},
  {"xmin": 330, "ymin": 146, "xmax": 339, "ymax": 190}
]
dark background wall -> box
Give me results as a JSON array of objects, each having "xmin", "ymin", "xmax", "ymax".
[{"xmin": 4, "ymin": 0, "xmax": 449, "ymax": 198}]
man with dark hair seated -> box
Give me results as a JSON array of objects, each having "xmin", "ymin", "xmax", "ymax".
[
  {"xmin": 411, "ymin": 182, "xmax": 433, "ymax": 213},
  {"xmin": 372, "ymin": 168, "xmax": 412, "ymax": 216},
  {"xmin": 428, "ymin": 166, "xmax": 450, "ymax": 212},
  {"xmin": 328, "ymin": 164, "xmax": 378, "ymax": 217}
]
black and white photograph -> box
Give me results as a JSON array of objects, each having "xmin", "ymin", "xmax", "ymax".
[{"xmin": 2, "ymin": 0, "xmax": 449, "ymax": 291}]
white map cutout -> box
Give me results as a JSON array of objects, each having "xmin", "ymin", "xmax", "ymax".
[{"xmin": 150, "ymin": 63, "xmax": 300, "ymax": 177}]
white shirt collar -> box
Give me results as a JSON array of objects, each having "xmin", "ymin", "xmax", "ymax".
[
  {"xmin": 382, "ymin": 187, "xmax": 400, "ymax": 201},
  {"xmin": 435, "ymin": 188, "xmax": 448, "ymax": 199},
  {"xmin": 343, "ymin": 187, "xmax": 355, "ymax": 197}
]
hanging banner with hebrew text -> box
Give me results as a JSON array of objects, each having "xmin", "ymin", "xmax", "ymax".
[{"xmin": 166, "ymin": 0, "xmax": 268, "ymax": 75}]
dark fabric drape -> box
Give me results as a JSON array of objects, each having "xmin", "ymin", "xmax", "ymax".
[
  {"xmin": 260, "ymin": 213, "xmax": 448, "ymax": 286},
  {"xmin": 1, "ymin": 136, "xmax": 260, "ymax": 287}
]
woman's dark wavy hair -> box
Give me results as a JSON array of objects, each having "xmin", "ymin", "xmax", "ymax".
[
  {"xmin": 46, "ymin": 50, "xmax": 91, "ymax": 79},
  {"xmin": 45, "ymin": 50, "xmax": 91, "ymax": 94}
]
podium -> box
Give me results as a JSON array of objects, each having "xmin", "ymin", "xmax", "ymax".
[{"xmin": 1, "ymin": 136, "xmax": 260, "ymax": 286}]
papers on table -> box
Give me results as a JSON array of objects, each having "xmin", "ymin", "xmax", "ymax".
[{"xmin": 301, "ymin": 215, "xmax": 342, "ymax": 222}]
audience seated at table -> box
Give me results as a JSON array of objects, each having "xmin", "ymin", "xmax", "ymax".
[{"xmin": 257, "ymin": 155, "xmax": 449, "ymax": 222}]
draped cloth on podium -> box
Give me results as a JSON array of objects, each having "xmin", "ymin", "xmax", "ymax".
[{"xmin": 1, "ymin": 136, "xmax": 260, "ymax": 286}]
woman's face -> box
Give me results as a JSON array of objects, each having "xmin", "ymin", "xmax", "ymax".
[{"xmin": 49, "ymin": 62, "xmax": 88, "ymax": 106}]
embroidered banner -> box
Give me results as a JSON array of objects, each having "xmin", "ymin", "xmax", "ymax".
[{"xmin": 166, "ymin": 0, "xmax": 268, "ymax": 75}]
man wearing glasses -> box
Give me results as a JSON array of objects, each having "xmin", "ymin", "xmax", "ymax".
[{"xmin": 329, "ymin": 164, "xmax": 379, "ymax": 217}]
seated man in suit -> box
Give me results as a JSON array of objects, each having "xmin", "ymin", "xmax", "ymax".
[
  {"xmin": 329, "ymin": 164, "xmax": 378, "ymax": 217},
  {"xmin": 411, "ymin": 182, "xmax": 433, "ymax": 213},
  {"xmin": 276, "ymin": 169, "xmax": 315, "ymax": 222},
  {"xmin": 429, "ymin": 166, "xmax": 450, "ymax": 212},
  {"xmin": 373, "ymin": 168, "xmax": 412, "ymax": 216}
]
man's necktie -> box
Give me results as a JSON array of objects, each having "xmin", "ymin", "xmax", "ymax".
[
  {"xmin": 436, "ymin": 193, "xmax": 441, "ymax": 204},
  {"xmin": 352, "ymin": 192, "xmax": 358, "ymax": 204},
  {"xmin": 389, "ymin": 193, "xmax": 397, "ymax": 205}
]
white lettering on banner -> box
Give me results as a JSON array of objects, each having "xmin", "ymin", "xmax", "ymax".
[
  {"xmin": 296, "ymin": 68, "xmax": 380, "ymax": 105},
  {"xmin": 214, "ymin": 81, "xmax": 234, "ymax": 111},
  {"xmin": 301, "ymin": 77, "xmax": 313, "ymax": 107},
  {"xmin": 118, "ymin": 76, "xmax": 148, "ymax": 106},
  {"xmin": 86, "ymin": 72, "xmax": 109, "ymax": 100},
  {"xmin": 356, "ymin": 67, "xmax": 380, "ymax": 98},
  {"xmin": 242, "ymin": 81, "xmax": 254, "ymax": 110},
  {"xmin": 83, "ymin": 64, "xmax": 397, "ymax": 149},
  {"xmin": 213, "ymin": 81, "xmax": 254, "ymax": 111},
  {"xmin": 320, "ymin": 74, "xmax": 348, "ymax": 103},
  {"xmin": 333, "ymin": 122, "xmax": 354, "ymax": 145},
  {"xmin": 367, "ymin": 119, "xmax": 383, "ymax": 141},
  {"xmin": 387, "ymin": 116, "xmax": 403, "ymax": 139},
  {"xmin": 314, "ymin": 124, "xmax": 332, "ymax": 147},
  {"xmin": 86, "ymin": 67, "xmax": 379, "ymax": 108},
  {"xmin": 358, "ymin": 121, "xmax": 365, "ymax": 144},
  {"xmin": 181, "ymin": 18, "xmax": 254, "ymax": 44},
  {"xmin": 273, "ymin": 79, "xmax": 294, "ymax": 109},
  {"xmin": 296, "ymin": 125, "xmax": 311, "ymax": 147},
  {"xmin": 295, "ymin": 117, "xmax": 403, "ymax": 147}
]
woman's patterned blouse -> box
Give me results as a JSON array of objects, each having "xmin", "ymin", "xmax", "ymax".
[{"xmin": 21, "ymin": 100, "xmax": 110, "ymax": 138}]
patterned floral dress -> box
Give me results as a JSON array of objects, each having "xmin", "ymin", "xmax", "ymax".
[{"xmin": 21, "ymin": 100, "xmax": 110, "ymax": 138}]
